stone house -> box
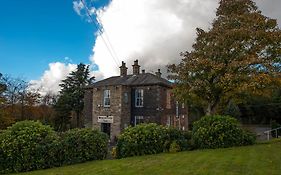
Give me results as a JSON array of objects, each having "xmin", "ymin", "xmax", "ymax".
[{"xmin": 84, "ymin": 60, "xmax": 188, "ymax": 141}]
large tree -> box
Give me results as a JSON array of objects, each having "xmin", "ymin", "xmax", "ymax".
[
  {"xmin": 168, "ymin": 0, "xmax": 281, "ymax": 115},
  {"xmin": 54, "ymin": 63, "xmax": 91, "ymax": 131}
]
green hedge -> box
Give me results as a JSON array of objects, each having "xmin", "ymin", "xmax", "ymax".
[
  {"xmin": 116, "ymin": 123, "xmax": 189, "ymax": 158},
  {"xmin": 164, "ymin": 127, "xmax": 189, "ymax": 152},
  {"xmin": 60, "ymin": 128, "xmax": 108, "ymax": 165},
  {"xmin": 0, "ymin": 121, "xmax": 108, "ymax": 174},
  {"xmin": 0, "ymin": 121, "xmax": 59, "ymax": 173},
  {"xmin": 192, "ymin": 115, "xmax": 256, "ymax": 149}
]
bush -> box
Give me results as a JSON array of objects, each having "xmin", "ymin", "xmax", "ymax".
[
  {"xmin": 169, "ymin": 141, "xmax": 181, "ymax": 153},
  {"xmin": 60, "ymin": 128, "xmax": 108, "ymax": 164},
  {"xmin": 0, "ymin": 121, "xmax": 59, "ymax": 173},
  {"xmin": 116, "ymin": 123, "xmax": 166, "ymax": 158},
  {"xmin": 116, "ymin": 123, "xmax": 189, "ymax": 158},
  {"xmin": 164, "ymin": 127, "xmax": 189, "ymax": 152},
  {"xmin": 192, "ymin": 115, "xmax": 256, "ymax": 149},
  {"xmin": 241, "ymin": 130, "xmax": 256, "ymax": 145},
  {"xmin": 271, "ymin": 120, "xmax": 281, "ymax": 138}
]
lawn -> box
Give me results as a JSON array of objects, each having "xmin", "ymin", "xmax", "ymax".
[{"xmin": 17, "ymin": 140, "xmax": 281, "ymax": 175}]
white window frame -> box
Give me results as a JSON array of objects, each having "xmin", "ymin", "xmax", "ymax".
[
  {"xmin": 134, "ymin": 116, "xmax": 144, "ymax": 126},
  {"xmin": 135, "ymin": 89, "xmax": 144, "ymax": 107},
  {"xmin": 103, "ymin": 89, "xmax": 110, "ymax": 107}
]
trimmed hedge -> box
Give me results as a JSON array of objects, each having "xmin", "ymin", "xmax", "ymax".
[
  {"xmin": 0, "ymin": 121, "xmax": 108, "ymax": 174},
  {"xmin": 116, "ymin": 123, "xmax": 189, "ymax": 158},
  {"xmin": 0, "ymin": 121, "xmax": 59, "ymax": 173},
  {"xmin": 60, "ymin": 128, "xmax": 108, "ymax": 165},
  {"xmin": 192, "ymin": 115, "xmax": 256, "ymax": 149}
]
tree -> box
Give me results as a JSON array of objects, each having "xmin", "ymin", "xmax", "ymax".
[
  {"xmin": 168, "ymin": 0, "xmax": 281, "ymax": 115},
  {"xmin": 54, "ymin": 63, "xmax": 92, "ymax": 131},
  {"xmin": 0, "ymin": 75, "xmax": 28, "ymax": 119}
]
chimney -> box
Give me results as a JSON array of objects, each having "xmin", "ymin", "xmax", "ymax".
[
  {"xmin": 142, "ymin": 69, "xmax": 145, "ymax": 74},
  {"xmin": 132, "ymin": 60, "xmax": 140, "ymax": 75},
  {"xmin": 119, "ymin": 61, "xmax": 128, "ymax": 76},
  {"xmin": 155, "ymin": 69, "xmax": 162, "ymax": 77}
]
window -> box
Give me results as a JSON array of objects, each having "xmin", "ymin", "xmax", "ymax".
[
  {"xmin": 135, "ymin": 89, "xmax": 143, "ymax": 107},
  {"xmin": 134, "ymin": 116, "xmax": 144, "ymax": 125},
  {"xmin": 103, "ymin": 90, "xmax": 110, "ymax": 107},
  {"xmin": 124, "ymin": 92, "xmax": 128, "ymax": 104}
]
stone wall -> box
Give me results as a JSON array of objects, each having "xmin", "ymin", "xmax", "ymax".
[
  {"xmin": 90, "ymin": 84, "xmax": 190, "ymax": 141},
  {"xmin": 92, "ymin": 85, "xmax": 123, "ymax": 141},
  {"xmin": 120, "ymin": 86, "xmax": 131, "ymax": 130}
]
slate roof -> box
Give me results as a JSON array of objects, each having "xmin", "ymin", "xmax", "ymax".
[{"xmin": 87, "ymin": 73, "xmax": 172, "ymax": 88}]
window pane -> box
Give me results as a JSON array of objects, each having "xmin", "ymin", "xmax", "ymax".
[
  {"xmin": 135, "ymin": 89, "xmax": 144, "ymax": 107},
  {"xmin": 104, "ymin": 90, "xmax": 110, "ymax": 107}
]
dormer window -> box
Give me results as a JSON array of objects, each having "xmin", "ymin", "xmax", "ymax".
[
  {"xmin": 103, "ymin": 89, "xmax": 110, "ymax": 107},
  {"xmin": 135, "ymin": 89, "xmax": 143, "ymax": 107}
]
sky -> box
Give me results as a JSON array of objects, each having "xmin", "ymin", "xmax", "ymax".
[{"xmin": 0, "ymin": 0, "xmax": 280, "ymax": 94}]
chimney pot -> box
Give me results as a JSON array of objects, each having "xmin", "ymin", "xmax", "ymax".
[
  {"xmin": 119, "ymin": 61, "xmax": 128, "ymax": 76},
  {"xmin": 155, "ymin": 69, "xmax": 162, "ymax": 77},
  {"xmin": 132, "ymin": 59, "xmax": 140, "ymax": 75},
  {"xmin": 142, "ymin": 69, "xmax": 145, "ymax": 74}
]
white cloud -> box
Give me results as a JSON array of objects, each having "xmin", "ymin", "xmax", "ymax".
[
  {"xmin": 73, "ymin": 0, "xmax": 84, "ymax": 16},
  {"xmin": 30, "ymin": 62, "xmax": 77, "ymax": 95},
  {"xmin": 90, "ymin": 0, "xmax": 219, "ymax": 78},
  {"xmin": 32, "ymin": 0, "xmax": 280, "ymax": 95},
  {"xmin": 89, "ymin": 0, "xmax": 281, "ymax": 78}
]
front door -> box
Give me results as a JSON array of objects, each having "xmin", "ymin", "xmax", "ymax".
[{"xmin": 101, "ymin": 123, "xmax": 111, "ymax": 138}]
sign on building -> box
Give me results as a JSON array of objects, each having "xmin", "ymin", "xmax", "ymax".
[{"xmin": 98, "ymin": 116, "xmax": 114, "ymax": 123}]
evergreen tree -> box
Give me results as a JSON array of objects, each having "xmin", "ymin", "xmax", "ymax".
[
  {"xmin": 168, "ymin": 0, "xmax": 281, "ymax": 115},
  {"xmin": 54, "ymin": 63, "xmax": 92, "ymax": 131}
]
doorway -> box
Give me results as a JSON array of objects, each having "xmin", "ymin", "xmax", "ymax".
[{"xmin": 101, "ymin": 123, "xmax": 111, "ymax": 137}]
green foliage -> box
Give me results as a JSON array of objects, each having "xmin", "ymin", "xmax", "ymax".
[
  {"xmin": 0, "ymin": 121, "xmax": 108, "ymax": 174},
  {"xmin": 111, "ymin": 147, "xmax": 117, "ymax": 159},
  {"xmin": 169, "ymin": 141, "xmax": 181, "ymax": 153},
  {"xmin": 60, "ymin": 128, "xmax": 108, "ymax": 164},
  {"xmin": 271, "ymin": 120, "xmax": 281, "ymax": 138},
  {"xmin": 164, "ymin": 127, "xmax": 189, "ymax": 152},
  {"xmin": 54, "ymin": 63, "xmax": 91, "ymax": 131},
  {"xmin": 192, "ymin": 115, "xmax": 256, "ymax": 149},
  {"xmin": 0, "ymin": 121, "xmax": 59, "ymax": 173},
  {"xmin": 116, "ymin": 124, "xmax": 166, "ymax": 158},
  {"xmin": 116, "ymin": 123, "xmax": 189, "ymax": 158}
]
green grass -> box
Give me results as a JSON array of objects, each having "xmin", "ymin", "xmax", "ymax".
[{"xmin": 17, "ymin": 140, "xmax": 281, "ymax": 175}]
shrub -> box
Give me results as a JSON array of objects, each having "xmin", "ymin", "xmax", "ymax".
[
  {"xmin": 116, "ymin": 123, "xmax": 167, "ymax": 158},
  {"xmin": 169, "ymin": 141, "xmax": 181, "ymax": 153},
  {"xmin": 164, "ymin": 127, "xmax": 189, "ymax": 152},
  {"xmin": 241, "ymin": 130, "xmax": 256, "ymax": 145},
  {"xmin": 60, "ymin": 128, "xmax": 108, "ymax": 164},
  {"xmin": 271, "ymin": 120, "xmax": 281, "ymax": 138},
  {"xmin": 111, "ymin": 147, "xmax": 117, "ymax": 159},
  {"xmin": 192, "ymin": 115, "xmax": 256, "ymax": 149},
  {"xmin": 0, "ymin": 121, "xmax": 59, "ymax": 173},
  {"xmin": 116, "ymin": 123, "xmax": 189, "ymax": 158}
]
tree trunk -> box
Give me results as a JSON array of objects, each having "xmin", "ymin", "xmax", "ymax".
[
  {"xmin": 206, "ymin": 100, "xmax": 220, "ymax": 116},
  {"xmin": 206, "ymin": 103, "xmax": 212, "ymax": 116}
]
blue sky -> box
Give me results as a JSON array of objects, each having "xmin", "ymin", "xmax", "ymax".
[
  {"xmin": 0, "ymin": 0, "xmax": 110, "ymax": 80},
  {"xmin": 1, "ymin": 0, "xmax": 280, "ymax": 94}
]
